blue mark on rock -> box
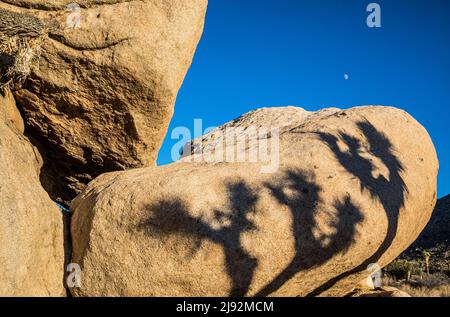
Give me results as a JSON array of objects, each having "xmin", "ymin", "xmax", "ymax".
[{"xmin": 55, "ymin": 201, "xmax": 70, "ymax": 213}]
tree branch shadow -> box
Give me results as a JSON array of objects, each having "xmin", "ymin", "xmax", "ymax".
[
  {"xmin": 141, "ymin": 181, "xmax": 259, "ymax": 297},
  {"xmin": 139, "ymin": 119, "xmax": 407, "ymax": 297},
  {"xmin": 255, "ymin": 170, "xmax": 364, "ymax": 296},
  {"xmin": 306, "ymin": 120, "xmax": 409, "ymax": 296}
]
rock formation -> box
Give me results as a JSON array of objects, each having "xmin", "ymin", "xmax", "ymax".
[
  {"xmin": 70, "ymin": 106, "xmax": 438, "ymax": 297},
  {"xmin": 0, "ymin": 0, "xmax": 208, "ymax": 204},
  {"xmin": 0, "ymin": 87, "xmax": 64, "ymax": 296},
  {"xmin": 181, "ymin": 106, "xmax": 340, "ymax": 159},
  {"xmin": 0, "ymin": 86, "xmax": 24, "ymax": 132},
  {"xmin": 1, "ymin": 1, "xmax": 442, "ymax": 298}
]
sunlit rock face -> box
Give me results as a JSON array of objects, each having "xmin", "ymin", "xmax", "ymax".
[
  {"xmin": 0, "ymin": 87, "xmax": 64, "ymax": 296},
  {"xmin": 70, "ymin": 106, "xmax": 438, "ymax": 297},
  {"xmin": 0, "ymin": 0, "xmax": 208, "ymax": 204}
]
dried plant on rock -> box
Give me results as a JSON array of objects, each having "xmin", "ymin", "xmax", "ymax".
[{"xmin": 0, "ymin": 8, "xmax": 44, "ymax": 90}]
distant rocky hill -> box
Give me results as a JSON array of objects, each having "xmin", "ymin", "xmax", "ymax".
[
  {"xmin": 397, "ymin": 195, "xmax": 450, "ymax": 275},
  {"xmin": 407, "ymin": 195, "xmax": 450, "ymax": 251},
  {"xmin": 385, "ymin": 195, "xmax": 449, "ymax": 293}
]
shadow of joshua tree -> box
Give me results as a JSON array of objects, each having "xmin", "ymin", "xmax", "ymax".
[
  {"xmin": 142, "ymin": 181, "xmax": 259, "ymax": 297},
  {"xmin": 255, "ymin": 170, "xmax": 364, "ymax": 296},
  {"xmin": 306, "ymin": 120, "xmax": 409, "ymax": 296},
  {"xmin": 140, "ymin": 119, "xmax": 408, "ymax": 297}
]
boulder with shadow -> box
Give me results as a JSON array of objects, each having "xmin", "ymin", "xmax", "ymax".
[{"xmin": 70, "ymin": 106, "xmax": 438, "ymax": 297}]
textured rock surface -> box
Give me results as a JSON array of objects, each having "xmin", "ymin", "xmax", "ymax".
[
  {"xmin": 0, "ymin": 87, "xmax": 64, "ymax": 296},
  {"xmin": 0, "ymin": 87, "xmax": 24, "ymax": 132},
  {"xmin": 181, "ymin": 106, "xmax": 340, "ymax": 159},
  {"xmin": 348, "ymin": 286, "xmax": 411, "ymax": 297},
  {"xmin": 0, "ymin": 0, "xmax": 208, "ymax": 204},
  {"xmin": 70, "ymin": 106, "xmax": 438, "ymax": 297}
]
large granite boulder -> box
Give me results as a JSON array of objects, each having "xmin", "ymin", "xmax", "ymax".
[
  {"xmin": 181, "ymin": 106, "xmax": 340, "ymax": 159},
  {"xmin": 0, "ymin": 0, "xmax": 208, "ymax": 204},
  {"xmin": 70, "ymin": 106, "xmax": 438, "ymax": 297},
  {"xmin": 0, "ymin": 87, "xmax": 64, "ymax": 296}
]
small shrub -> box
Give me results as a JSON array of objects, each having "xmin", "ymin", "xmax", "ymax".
[{"xmin": 385, "ymin": 260, "xmax": 413, "ymax": 280}]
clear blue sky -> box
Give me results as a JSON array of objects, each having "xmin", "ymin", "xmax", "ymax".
[{"xmin": 157, "ymin": 0, "xmax": 450, "ymax": 198}]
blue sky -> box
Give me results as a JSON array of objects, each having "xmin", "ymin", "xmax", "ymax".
[{"xmin": 157, "ymin": 0, "xmax": 450, "ymax": 198}]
